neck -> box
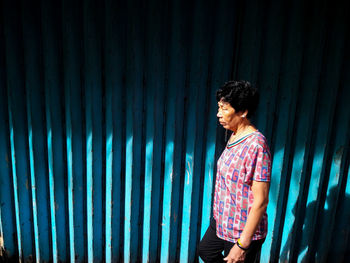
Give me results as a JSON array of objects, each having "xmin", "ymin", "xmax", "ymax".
[
  {"xmin": 234, "ymin": 124, "xmax": 248, "ymax": 135},
  {"xmin": 229, "ymin": 120, "xmax": 256, "ymax": 142},
  {"xmin": 233, "ymin": 118, "xmax": 251, "ymax": 135}
]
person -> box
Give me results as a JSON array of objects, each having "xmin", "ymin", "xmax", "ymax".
[{"xmin": 198, "ymin": 80, "xmax": 271, "ymax": 263}]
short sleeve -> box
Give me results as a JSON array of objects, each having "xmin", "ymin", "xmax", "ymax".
[{"xmin": 244, "ymin": 144, "xmax": 271, "ymax": 185}]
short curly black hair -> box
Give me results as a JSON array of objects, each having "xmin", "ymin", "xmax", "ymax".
[{"xmin": 216, "ymin": 80, "xmax": 259, "ymax": 118}]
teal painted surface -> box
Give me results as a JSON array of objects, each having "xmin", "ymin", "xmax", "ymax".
[{"xmin": 0, "ymin": 0, "xmax": 349, "ymax": 262}]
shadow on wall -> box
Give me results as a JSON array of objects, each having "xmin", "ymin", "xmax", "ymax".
[{"xmin": 280, "ymin": 186, "xmax": 350, "ymax": 262}]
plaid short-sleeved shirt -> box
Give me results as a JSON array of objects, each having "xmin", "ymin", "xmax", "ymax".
[{"xmin": 213, "ymin": 131, "xmax": 271, "ymax": 243}]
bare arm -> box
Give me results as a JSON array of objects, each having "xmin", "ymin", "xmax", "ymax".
[
  {"xmin": 224, "ymin": 181, "xmax": 269, "ymax": 262},
  {"xmin": 239, "ymin": 181, "xmax": 269, "ymax": 247}
]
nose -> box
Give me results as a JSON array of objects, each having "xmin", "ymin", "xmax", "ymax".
[{"xmin": 217, "ymin": 111, "xmax": 222, "ymax": 118}]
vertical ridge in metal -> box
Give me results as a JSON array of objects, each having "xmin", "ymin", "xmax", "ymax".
[
  {"xmin": 26, "ymin": 89, "xmax": 40, "ymax": 263},
  {"xmin": 0, "ymin": 42, "xmax": 16, "ymax": 256},
  {"xmin": 61, "ymin": 5, "xmax": 76, "ymax": 257},
  {"xmin": 7, "ymin": 93, "xmax": 23, "ymax": 262},
  {"xmin": 20, "ymin": 2, "xmax": 40, "ymax": 261},
  {"xmin": 142, "ymin": 17, "xmax": 155, "ymax": 262},
  {"xmin": 105, "ymin": 49, "xmax": 113, "ymax": 263},
  {"xmin": 179, "ymin": 0, "xmax": 198, "ymax": 260},
  {"xmin": 84, "ymin": 0, "xmax": 103, "ymax": 260},
  {"xmin": 142, "ymin": 0, "xmax": 165, "ymax": 261},
  {"xmin": 65, "ymin": 82, "xmax": 75, "ymax": 263},
  {"xmin": 40, "ymin": 1, "xmax": 59, "ymax": 259},
  {"xmin": 85, "ymin": 80, "xmax": 93, "ymax": 262},
  {"xmin": 124, "ymin": 0, "xmax": 144, "ymax": 262},
  {"xmin": 124, "ymin": 71, "xmax": 134, "ymax": 263},
  {"xmin": 44, "ymin": 76, "xmax": 58, "ymax": 263},
  {"xmin": 104, "ymin": 0, "xmax": 124, "ymax": 261},
  {"xmin": 21, "ymin": 1, "xmax": 44, "ymax": 260},
  {"xmin": 62, "ymin": 0, "xmax": 85, "ymax": 260},
  {"xmin": 83, "ymin": 0, "xmax": 94, "ymax": 261}
]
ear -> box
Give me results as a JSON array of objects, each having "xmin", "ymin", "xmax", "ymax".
[{"xmin": 241, "ymin": 110, "xmax": 248, "ymax": 118}]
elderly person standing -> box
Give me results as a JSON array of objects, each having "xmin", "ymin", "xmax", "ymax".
[{"xmin": 199, "ymin": 80, "xmax": 271, "ymax": 263}]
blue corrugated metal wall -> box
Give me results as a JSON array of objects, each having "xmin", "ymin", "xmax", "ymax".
[{"xmin": 0, "ymin": 0, "xmax": 349, "ymax": 262}]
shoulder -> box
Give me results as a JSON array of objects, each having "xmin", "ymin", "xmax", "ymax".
[
  {"xmin": 248, "ymin": 131, "xmax": 268, "ymax": 147},
  {"xmin": 247, "ymin": 131, "xmax": 271, "ymax": 155}
]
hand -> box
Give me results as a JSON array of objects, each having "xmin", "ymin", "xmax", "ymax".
[{"xmin": 223, "ymin": 244, "xmax": 246, "ymax": 263}]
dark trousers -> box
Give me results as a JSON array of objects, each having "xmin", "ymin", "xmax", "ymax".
[{"xmin": 198, "ymin": 218, "xmax": 264, "ymax": 263}]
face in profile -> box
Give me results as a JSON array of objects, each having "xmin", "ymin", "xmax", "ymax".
[{"xmin": 217, "ymin": 99, "xmax": 243, "ymax": 131}]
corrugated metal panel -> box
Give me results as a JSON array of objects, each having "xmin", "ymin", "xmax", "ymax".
[{"xmin": 0, "ymin": 0, "xmax": 349, "ymax": 262}]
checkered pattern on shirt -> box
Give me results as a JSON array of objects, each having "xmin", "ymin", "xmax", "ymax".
[{"xmin": 213, "ymin": 131, "xmax": 271, "ymax": 243}]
